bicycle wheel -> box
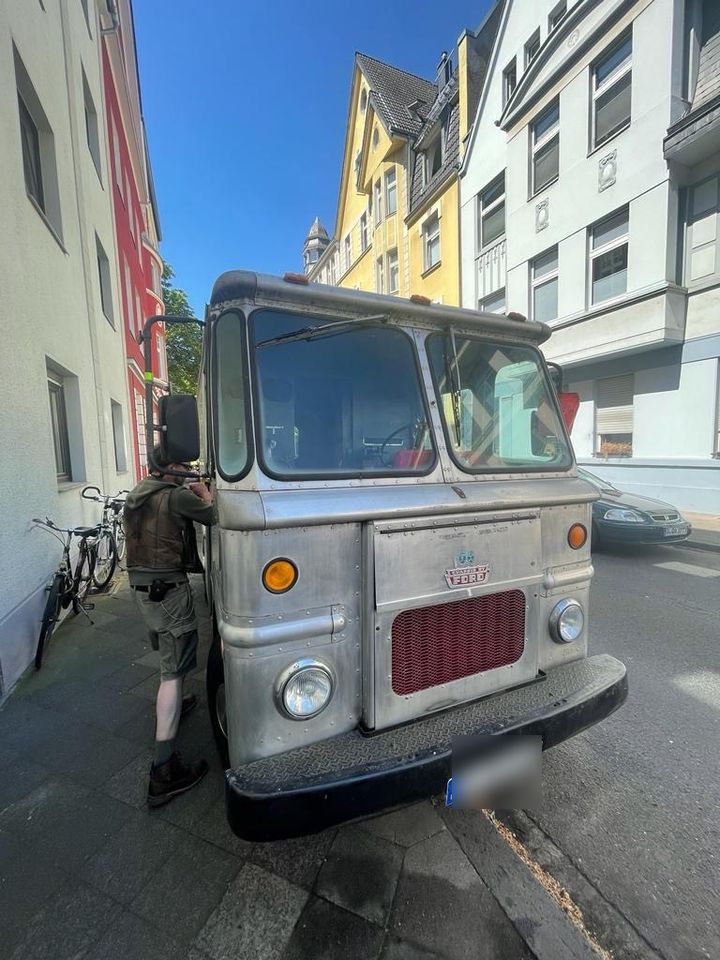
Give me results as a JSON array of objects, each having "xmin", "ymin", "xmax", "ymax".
[
  {"xmin": 73, "ymin": 542, "xmax": 95, "ymax": 612},
  {"xmin": 36, "ymin": 573, "xmax": 65, "ymax": 669},
  {"xmin": 93, "ymin": 531, "xmax": 117, "ymax": 589},
  {"xmin": 114, "ymin": 521, "xmax": 126, "ymax": 563}
]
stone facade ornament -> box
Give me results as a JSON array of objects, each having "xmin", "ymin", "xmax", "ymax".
[
  {"xmin": 598, "ymin": 150, "xmax": 617, "ymax": 192},
  {"xmin": 535, "ymin": 199, "xmax": 549, "ymax": 232},
  {"xmin": 567, "ymin": 28, "xmax": 580, "ymax": 48}
]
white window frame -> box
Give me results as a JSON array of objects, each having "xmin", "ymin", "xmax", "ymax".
[
  {"xmin": 502, "ymin": 58, "xmax": 517, "ymax": 107},
  {"xmin": 595, "ymin": 374, "xmax": 634, "ymax": 458},
  {"xmin": 423, "ymin": 213, "xmax": 441, "ymax": 271},
  {"xmin": 548, "ymin": 1, "xmax": 566, "ymax": 32},
  {"xmin": 531, "ymin": 246, "xmax": 559, "ymax": 323},
  {"xmin": 376, "ymin": 255, "xmax": 384, "ymax": 294},
  {"xmin": 525, "ymin": 30, "xmax": 541, "ymax": 69},
  {"xmin": 82, "ymin": 67, "xmax": 102, "ymax": 181},
  {"xmin": 588, "ymin": 206, "xmax": 629, "ymax": 306},
  {"xmin": 531, "ymin": 100, "xmax": 560, "ymax": 195},
  {"xmin": 110, "ymin": 399, "xmax": 128, "ymax": 472},
  {"xmin": 477, "ymin": 173, "xmax": 505, "ymax": 251},
  {"xmin": 360, "ymin": 212, "xmax": 368, "ymax": 251},
  {"xmin": 374, "ymin": 179, "xmax": 383, "ymax": 225},
  {"xmin": 385, "ymin": 167, "xmax": 397, "ymax": 215},
  {"xmin": 387, "ymin": 248, "xmax": 399, "ymax": 294},
  {"xmin": 96, "ymin": 234, "xmax": 114, "ymax": 325},
  {"xmin": 591, "ymin": 33, "xmax": 632, "ymax": 150},
  {"xmin": 478, "ymin": 288, "xmax": 506, "ymax": 314},
  {"xmin": 344, "ymin": 233, "xmax": 352, "ymax": 272},
  {"xmin": 48, "ymin": 372, "xmax": 72, "ymax": 481}
]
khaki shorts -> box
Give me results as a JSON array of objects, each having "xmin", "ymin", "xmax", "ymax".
[{"xmin": 134, "ymin": 581, "xmax": 199, "ymax": 681}]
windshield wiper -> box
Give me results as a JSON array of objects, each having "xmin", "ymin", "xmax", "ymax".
[
  {"xmin": 444, "ymin": 328, "xmax": 463, "ymax": 447},
  {"xmin": 256, "ymin": 315, "xmax": 387, "ymax": 348}
]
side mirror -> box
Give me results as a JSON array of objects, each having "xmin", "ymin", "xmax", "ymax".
[{"xmin": 159, "ymin": 395, "xmax": 200, "ymax": 463}]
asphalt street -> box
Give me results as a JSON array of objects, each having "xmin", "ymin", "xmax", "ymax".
[{"xmin": 513, "ymin": 542, "xmax": 720, "ymax": 960}]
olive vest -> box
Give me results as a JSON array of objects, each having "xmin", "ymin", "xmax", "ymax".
[{"xmin": 125, "ymin": 486, "xmax": 188, "ymax": 572}]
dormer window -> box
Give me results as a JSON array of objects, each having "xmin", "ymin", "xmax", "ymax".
[{"xmin": 503, "ymin": 59, "xmax": 517, "ymax": 107}]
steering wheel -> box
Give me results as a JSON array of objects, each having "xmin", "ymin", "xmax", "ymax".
[{"xmin": 379, "ymin": 423, "xmax": 413, "ymax": 467}]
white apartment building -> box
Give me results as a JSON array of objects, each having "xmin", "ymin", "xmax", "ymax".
[
  {"xmin": 0, "ymin": 0, "xmax": 134, "ymax": 695},
  {"xmin": 460, "ymin": 0, "xmax": 720, "ymax": 512}
]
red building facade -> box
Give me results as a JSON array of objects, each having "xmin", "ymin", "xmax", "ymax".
[{"xmin": 101, "ymin": 1, "xmax": 165, "ymax": 479}]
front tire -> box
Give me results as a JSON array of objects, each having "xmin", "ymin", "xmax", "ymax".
[
  {"xmin": 36, "ymin": 574, "xmax": 64, "ymax": 669},
  {"xmin": 207, "ymin": 633, "xmax": 229, "ymax": 768},
  {"xmin": 93, "ymin": 532, "xmax": 117, "ymax": 589}
]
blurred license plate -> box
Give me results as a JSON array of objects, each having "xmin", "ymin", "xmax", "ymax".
[
  {"xmin": 664, "ymin": 525, "xmax": 684, "ymax": 536},
  {"xmin": 446, "ymin": 735, "xmax": 541, "ymax": 809}
]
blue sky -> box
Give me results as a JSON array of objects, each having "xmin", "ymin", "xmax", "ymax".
[{"xmin": 134, "ymin": 0, "xmax": 492, "ymax": 315}]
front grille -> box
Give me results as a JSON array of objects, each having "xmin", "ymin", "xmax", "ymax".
[
  {"xmin": 391, "ymin": 590, "xmax": 526, "ymax": 696},
  {"xmin": 650, "ymin": 512, "xmax": 680, "ymax": 522}
]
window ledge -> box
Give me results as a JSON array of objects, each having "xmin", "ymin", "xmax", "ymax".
[
  {"xmin": 587, "ymin": 122, "xmax": 630, "ymax": 159},
  {"xmin": 421, "ymin": 260, "xmax": 442, "ymax": 278},
  {"xmin": 27, "ymin": 193, "xmax": 66, "ymax": 253},
  {"xmin": 528, "ymin": 176, "xmax": 558, "ymax": 203},
  {"xmin": 57, "ymin": 481, "xmax": 86, "ymax": 493}
]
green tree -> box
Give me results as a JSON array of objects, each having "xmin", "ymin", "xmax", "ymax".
[{"xmin": 162, "ymin": 262, "xmax": 202, "ymax": 395}]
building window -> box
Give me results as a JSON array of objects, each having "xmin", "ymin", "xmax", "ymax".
[
  {"xmin": 548, "ymin": 2, "xmax": 566, "ymax": 32},
  {"xmin": 595, "ymin": 374, "xmax": 633, "ymax": 457},
  {"xmin": 354, "ymin": 151, "xmax": 362, "ymax": 186},
  {"xmin": 387, "ymin": 248, "xmax": 399, "ymax": 294},
  {"xmin": 592, "ymin": 34, "xmax": 632, "ymax": 149},
  {"xmin": 423, "ymin": 214, "xmax": 441, "ymax": 271},
  {"xmin": 80, "ymin": 0, "xmax": 92, "ymax": 33},
  {"xmin": 531, "ymin": 247, "xmax": 559, "ymax": 323},
  {"xmin": 375, "ymin": 180, "xmax": 383, "ymax": 224},
  {"xmin": 503, "ymin": 59, "xmax": 517, "ymax": 106},
  {"xmin": 110, "ymin": 400, "xmax": 127, "ymax": 472},
  {"xmin": 376, "ymin": 256, "xmax": 384, "ymax": 294},
  {"xmin": 15, "ymin": 47, "xmax": 62, "ymax": 238},
  {"xmin": 111, "ymin": 117, "xmax": 122, "ymax": 197},
  {"xmin": 82, "ymin": 67, "xmax": 101, "ymax": 179},
  {"xmin": 525, "ymin": 30, "xmax": 541, "ymax": 69},
  {"xmin": 360, "ymin": 88, "xmax": 367, "ymax": 112},
  {"xmin": 360, "ymin": 212, "xmax": 368, "ymax": 251},
  {"xmin": 372, "ymin": 128, "xmax": 380, "ymax": 149},
  {"xmin": 385, "ymin": 167, "xmax": 397, "ymax": 215},
  {"xmin": 685, "ymin": 175, "xmax": 719, "ymax": 284},
  {"xmin": 48, "ymin": 373, "xmax": 72, "ymax": 481},
  {"xmin": 590, "ymin": 207, "xmax": 629, "ymax": 304},
  {"xmin": 479, "ymin": 289, "xmax": 506, "ymax": 314},
  {"xmin": 135, "ymin": 290, "xmax": 143, "ymax": 336},
  {"xmin": 477, "ymin": 173, "xmax": 505, "ymax": 250},
  {"xmin": 96, "ymin": 235, "xmax": 114, "ymax": 325},
  {"xmin": 344, "ymin": 234, "xmax": 352, "ymax": 271},
  {"xmin": 426, "ymin": 137, "xmax": 443, "ymax": 182},
  {"xmin": 531, "ymin": 100, "xmax": 559, "ymax": 194},
  {"xmin": 151, "ymin": 260, "xmax": 161, "ymax": 296}
]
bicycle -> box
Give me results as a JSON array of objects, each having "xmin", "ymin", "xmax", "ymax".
[
  {"xmin": 81, "ymin": 485, "xmax": 128, "ymax": 590},
  {"xmin": 32, "ymin": 517, "xmax": 102, "ymax": 669}
]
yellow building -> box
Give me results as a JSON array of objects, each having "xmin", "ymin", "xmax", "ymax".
[{"xmin": 305, "ymin": 12, "xmax": 501, "ymax": 306}]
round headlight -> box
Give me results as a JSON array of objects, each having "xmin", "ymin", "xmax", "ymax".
[
  {"xmin": 549, "ymin": 599, "xmax": 585, "ymax": 644},
  {"xmin": 279, "ymin": 661, "xmax": 333, "ymax": 719}
]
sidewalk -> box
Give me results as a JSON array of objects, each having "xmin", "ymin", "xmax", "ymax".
[
  {"xmin": 684, "ymin": 512, "xmax": 720, "ymax": 552},
  {"xmin": 0, "ymin": 573, "xmax": 601, "ymax": 960}
]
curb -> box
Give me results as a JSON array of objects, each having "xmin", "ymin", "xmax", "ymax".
[{"xmin": 684, "ymin": 539, "xmax": 720, "ymax": 555}]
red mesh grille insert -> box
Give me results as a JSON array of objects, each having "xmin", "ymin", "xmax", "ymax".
[{"xmin": 391, "ymin": 590, "xmax": 526, "ymax": 696}]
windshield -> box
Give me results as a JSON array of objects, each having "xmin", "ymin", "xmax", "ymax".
[
  {"xmin": 426, "ymin": 334, "xmax": 572, "ymax": 473},
  {"xmin": 251, "ymin": 310, "xmax": 435, "ymax": 478}
]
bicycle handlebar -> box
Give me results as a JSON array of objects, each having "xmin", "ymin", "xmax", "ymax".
[{"xmin": 82, "ymin": 485, "xmax": 102, "ymax": 499}]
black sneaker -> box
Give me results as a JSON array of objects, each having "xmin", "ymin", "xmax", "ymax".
[
  {"xmin": 180, "ymin": 694, "xmax": 198, "ymax": 720},
  {"xmin": 147, "ymin": 753, "xmax": 208, "ymax": 807}
]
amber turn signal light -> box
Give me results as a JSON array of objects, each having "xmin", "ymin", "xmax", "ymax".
[
  {"xmin": 262, "ymin": 558, "xmax": 298, "ymax": 593},
  {"xmin": 568, "ymin": 524, "xmax": 588, "ymax": 550}
]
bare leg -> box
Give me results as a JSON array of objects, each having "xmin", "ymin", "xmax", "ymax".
[{"xmin": 154, "ymin": 677, "xmax": 182, "ymax": 763}]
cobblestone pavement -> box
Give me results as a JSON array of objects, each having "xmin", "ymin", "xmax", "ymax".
[{"xmin": 0, "ymin": 575, "xmax": 599, "ymax": 960}]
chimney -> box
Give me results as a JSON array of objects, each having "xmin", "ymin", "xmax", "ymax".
[{"xmin": 436, "ymin": 51, "xmax": 451, "ymax": 89}]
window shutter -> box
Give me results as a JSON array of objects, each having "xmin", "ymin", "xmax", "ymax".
[{"xmin": 596, "ymin": 375, "xmax": 634, "ymax": 433}]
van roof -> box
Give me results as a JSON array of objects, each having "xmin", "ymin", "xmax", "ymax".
[{"xmin": 208, "ymin": 271, "xmax": 550, "ymax": 345}]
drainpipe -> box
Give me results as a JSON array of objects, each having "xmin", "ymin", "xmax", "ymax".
[{"xmin": 101, "ymin": 0, "xmax": 120, "ymax": 35}]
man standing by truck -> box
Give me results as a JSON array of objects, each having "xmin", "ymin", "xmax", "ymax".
[{"xmin": 124, "ymin": 447, "xmax": 216, "ymax": 807}]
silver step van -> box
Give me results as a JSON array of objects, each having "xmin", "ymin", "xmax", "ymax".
[{"xmin": 150, "ymin": 270, "xmax": 627, "ymax": 841}]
